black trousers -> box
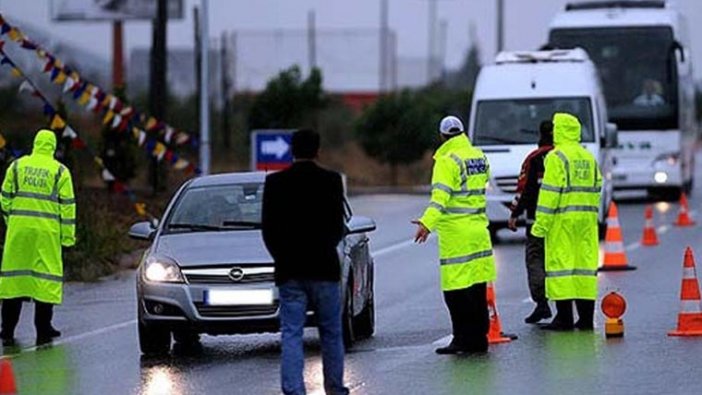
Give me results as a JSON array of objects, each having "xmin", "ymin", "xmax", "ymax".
[
  {"xmin": 0, "ymin": 298, "xmax": 54, "ymax": 338},
  {"xmin": 443, "ymin": 282, "xmax": 489, "ymax": 351}
]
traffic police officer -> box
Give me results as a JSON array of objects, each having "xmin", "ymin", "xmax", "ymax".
[
  {"xmin": 532, "ymin": 113, "xmax": 601, "ymax": 330},
  {"xmin": 0, "ymin": 129, "xmax": 76, "ymax": 346},
  {"xmin": 414, "ymin": 115, "xmax": 496, "ymax": 354}
]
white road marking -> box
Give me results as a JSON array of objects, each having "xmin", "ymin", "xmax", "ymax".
[
  {"xmin": 431, "ymin": 335, "xmax": 452, "ymax": 346},
  {"xmin": 372, "ymin": 239, "xmax": 421, "ymax": 258},
  {"xmin": 1, "ymin": 319, "xmax": 136, "ymax": 358}
]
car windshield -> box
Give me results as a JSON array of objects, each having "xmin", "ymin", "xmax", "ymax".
[
  {"xmin": 549, "ymin": 26, "xmax": 678, "ymax": 130},
  {"xmin": 166, "ymin": 183, "xmax": 264, "ymax": 232},
  {"xmin": 473, "ymin": 97, "xmax": 594, "ymax": 146}
]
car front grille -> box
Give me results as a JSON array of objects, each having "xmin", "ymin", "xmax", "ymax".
[
  {"xmin": 182, "ymin": 266, "xmax": 275, "ymax": 284},
  {"xmin": 194, "ymin": 303, "xmax": 279, "ymax": 318},
  {"xmin": 494, "ymin": 176, "xmax": 519, "ymax": 194}
]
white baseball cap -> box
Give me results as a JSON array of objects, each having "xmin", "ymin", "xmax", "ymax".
[{"xmin": 439, "ymin": 116, "xmax": 464, "ymax": 135}]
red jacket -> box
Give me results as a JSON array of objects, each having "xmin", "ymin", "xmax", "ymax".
[{"xmin": 510, "ymin": 145, "xmax": 553, "ymax": 221}]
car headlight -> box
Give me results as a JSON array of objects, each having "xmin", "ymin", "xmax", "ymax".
[
  {"xmin": 143, "ymin": 258, "xmax": 184, "ymax": 283},
  {"xmin": 653, "ymin": 152, "xmax": 679, "ymax": 166}
]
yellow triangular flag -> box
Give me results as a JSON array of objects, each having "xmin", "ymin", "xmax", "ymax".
[
  {"xmin": 54, "ymin": 71, "xmax": 67, "ymax": 85},
  {"xmin": 50, "ymin": 115, "xmax": 66, "ymax": 130},
  {"xmin": 153, "ymin": 142, "xmax": 167, "ymax": 161},
  {"xmin": 78, "ymin": 90, "xmax": 91, "ymax": 106},
  {"xmin": 10, "ymin": 68, "xmax": 22, "ymax": 78},
  {"xmin": 134, "ymin": 203, "xmax": 147, "ymax": 217},
  {"xmin": 102, "ymin": 110, "xmax": 115, "ymax": 126}
]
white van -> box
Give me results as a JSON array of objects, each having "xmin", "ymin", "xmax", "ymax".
[{"xmin": 467, "ymin": 49, "xmax": 617, "ymax": 239}]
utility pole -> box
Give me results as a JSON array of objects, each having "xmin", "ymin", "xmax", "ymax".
[
  {"xmin": 149, "ymin": 0, "xmax": 168, "ymax": 193},
  {"xmin": 200, "ymin": 0, "xmax": 211, "ymax": 175},
  {"xmin": 379, "ymin": 0, "xmax": 388, "ymax": 92},
  {"xmin": 221, "ymin": 31, "xmax": 232, "ymax": 149},
  {"xmin": 307, "ymin": 10, "xmax": 317, "ymax": 70},
  {"xmin": 438, "ymin": 19, "xmax": 448, "ymax": 83},
  {"xmin": 496, "ymin": 0, "xmax": 505, "ymax": 54},
  {"xmin": 112, "ymin": 21, "xmax": 125, "ymax": 89},
  {"xmin": 427, "ymin": 0, "xmax": 437, "ymax": 83},
  {"xmin": 194, "ymin": 6, "xmax": 201, "ymax": 149}
]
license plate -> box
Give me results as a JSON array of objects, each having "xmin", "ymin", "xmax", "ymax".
[
  {"xmin": 204, "ymin": 289, "xmax": 274, "ymax": 306},
  {"xmin": 613, "ymin": 174, "xmax": 627, "ymax": 181}
]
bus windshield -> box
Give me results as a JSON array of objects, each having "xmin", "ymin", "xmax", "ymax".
[
  {"xmin": 473, "ymin": 98, "xmax": 594, "ymax": 146},
  {"xmin": 549, "ymin": 26, "xmax": 678, "ymax": 131}
]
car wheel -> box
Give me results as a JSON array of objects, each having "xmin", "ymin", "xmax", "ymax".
[
  {"xmin": 353, "ymin": 297, "xmax": 375, "ymax": 339},
  {"xmin": 173, "ymin": 329, "xmax": 200, "ymax": 345},
  {"xmin": 342, "ymin": 283, "xmax": 355, "ymax": 349},
  {"xmin": 139, "ymin": 321, "xmax": 171, "ymax": 355}
]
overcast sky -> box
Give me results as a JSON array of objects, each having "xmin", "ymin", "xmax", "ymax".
[{"xmin": 2, "ymin": 0, "xmax": 701, "ymax": 80}]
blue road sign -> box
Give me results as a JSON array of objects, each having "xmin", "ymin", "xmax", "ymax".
[{"xmin": 251, "ymin": 130, "xmax": 294, "ymax": 171}]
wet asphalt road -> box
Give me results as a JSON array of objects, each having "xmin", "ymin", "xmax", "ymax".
[{"xmin": 5, "ymin": 167, "xmax": 702, "ymax": 394}]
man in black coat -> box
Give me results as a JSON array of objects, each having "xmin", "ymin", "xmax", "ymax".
[{"xmin": 262, "ymin": 129, "xmax": 348, "ymax": 395}]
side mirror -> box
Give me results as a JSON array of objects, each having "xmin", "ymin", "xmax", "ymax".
[
  {"xmin": 346, "ymin": 216, "xmax": 377, "ymax": 235},
  {"xmin": 605, "ymin": 122, "xmax": 618, "ymax": 149},
  {"xmin": 129, "ymin": 221, "xmax": 156, "ymax": 241}
]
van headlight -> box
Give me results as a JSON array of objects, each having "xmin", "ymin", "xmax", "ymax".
[{"xmin": 143, "ymin": 258, "xmax": 184, "ymax": 283}]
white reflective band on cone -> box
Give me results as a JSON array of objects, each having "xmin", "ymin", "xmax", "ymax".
[
  {"xmin": 607, "ymin": 217, "xmax": 620, "ymax": 227},
  {"xmin": 604, "ymin": 241, "xmax": 625, "ymax": 253},
  {"xmin": 683, "ymin": 267, "xmax": 698, "ymax": 279},
  {"xmin": 680, "ymin": 300, "xmax": 702, "ymax": 313}
]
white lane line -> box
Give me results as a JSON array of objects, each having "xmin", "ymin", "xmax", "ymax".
[
  {"xmin": 1, "ymin": 319, "xmax": 136, "ymax": 358},
  {"xmin": 372, "ymin": 238, "xmax": 419, "ymax": 258},
  {"xmin": 431, "ymin": 334, "xmax": 452, "ymax": 346}
]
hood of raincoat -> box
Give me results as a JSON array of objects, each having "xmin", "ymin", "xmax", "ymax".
[
  {"xmin": 32, "ymin": 129, "xmax": 57, "ymax": 156},
  {"xmin": 552, "ymin": 113, "xmax": 581, "ymax": 146}
]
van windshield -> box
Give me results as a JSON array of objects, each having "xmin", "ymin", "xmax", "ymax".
[{"xmin": 473, "ymin": 98, "xmax": 594, "ymax": 146}]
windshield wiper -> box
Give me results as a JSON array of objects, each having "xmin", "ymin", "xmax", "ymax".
[
  {"xmin": 167, "ymin": 223, "xmax": 224, "ymax": 232},
  {"xmin": 221, "ymin": 221, "xmax": 262, "ymax": 229}
]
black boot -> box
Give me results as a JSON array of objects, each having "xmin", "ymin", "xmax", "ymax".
[
  {"xmin": 435, "ymin": 342, "xmax": 468, "ymax": 355},
  {"xmin": 525, "ymin": 302, "xmax": 552, "ymax": 324},
  {"xmin": 541, "ymin": 300, "xmax": 575, "ymax": 331},
  {"xmin": 575, "ymin": 299, "xmax": 595, "ymax": 330}
]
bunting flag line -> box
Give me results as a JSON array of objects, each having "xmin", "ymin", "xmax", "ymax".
[
  {"xmin": 0, "ymin": 13, "xmax": 197, "ymax": 150},
  {"xmin": 0, "ymin": 42, "xmax": 196, "ymax": 220}
]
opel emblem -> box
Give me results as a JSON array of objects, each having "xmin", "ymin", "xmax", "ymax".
[{"xmin": 228, "ymin": 267, "xmax": 245, "ymax": 282}]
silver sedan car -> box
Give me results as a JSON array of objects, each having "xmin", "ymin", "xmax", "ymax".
[{"xmin": 129, "ymin": 172, "xmax": 376, "ymax": 355}]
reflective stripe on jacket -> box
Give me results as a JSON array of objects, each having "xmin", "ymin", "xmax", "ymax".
[
  {"xmin": 0, "ymin": 130, "xmax": 76, "ymax": 304},
  {"xmin": 531, "ymin": 113, "xmax": 601, "ymax": 301},
  {"xmin": 419, "ymin": 133, "xmax": 496, "ymax": 291}
]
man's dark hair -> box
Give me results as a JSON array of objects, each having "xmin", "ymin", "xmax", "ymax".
[
  {"xmin": 538, "ymin": 120, "xmax": 553, "ymax": 146},
  {"xmin": 291, "ymin": 129, "xmax": 320, "ymax": 160}
]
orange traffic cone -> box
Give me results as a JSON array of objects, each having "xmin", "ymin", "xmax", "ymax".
[
  {"xmin": 487, "ymin": 283, "xmax": 516, "ymax": 344},
  {"xmin": 600, "ymin": 202, "xmax": 636, "ymax": 271},
  {"xmin": 0, "ymin": 359, "xmax": 17, "ymax": 395},
  {"xmin": 669, "ymin": 247, "xmax": 702, "ymax": 336},
  {"xmin": 675, "ymin": 193, "xmax": 695, "ymax": 227},
  {"xmin": 640, "ymin": 205, "xmax": 659, "ymax": 246}
]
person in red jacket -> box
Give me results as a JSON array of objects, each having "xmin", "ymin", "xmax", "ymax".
[{"xmin": 508, "ymin": 120, "xmax": 554, "ymax": 324}]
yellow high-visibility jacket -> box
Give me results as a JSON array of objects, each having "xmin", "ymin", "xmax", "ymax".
[
  {"xmin": 531, "ymin": 113, "xmax": 601, "ymax": 301},
  {"xmin": 0, "ymin": 130, "xmax": 76, "ymax": 304},
  {"xmin": 420, "ymin": 133, "xmax": 496, "ymax": 291}
]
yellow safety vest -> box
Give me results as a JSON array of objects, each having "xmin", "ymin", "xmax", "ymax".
[
  {"xmin": 420, "ymin": 133, "xmax": 496, "ymax": 291},
  {"xmin": 0, "ymin": 130, "xmax": 76, "ymax": 304},
  {"xmin": 532, "ymin": 113, "xmax": 601, "ymax": 301}
]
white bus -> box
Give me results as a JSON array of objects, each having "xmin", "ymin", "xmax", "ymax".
[{"xmin": 548, "ymin": 1, "xmax": 697, "ymax": 199}]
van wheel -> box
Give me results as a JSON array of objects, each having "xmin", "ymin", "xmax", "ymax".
[{"xmin": 139, "ymin": 321, "xmax": 171, "ymax": 356}]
